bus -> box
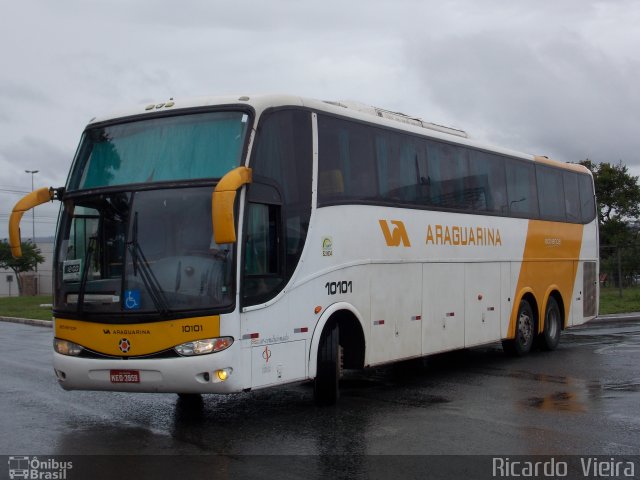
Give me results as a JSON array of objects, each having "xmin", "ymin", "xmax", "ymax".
[{"xmin": 8, "ymin": 94, "xmax": 598, "ymax": 405}]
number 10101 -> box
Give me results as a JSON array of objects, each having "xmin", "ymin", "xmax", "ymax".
[{"xmin": 325, "ymin": 281, "xmax": 353, "ymax": 295}]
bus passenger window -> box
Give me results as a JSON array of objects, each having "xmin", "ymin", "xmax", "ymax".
[
  {"xmin": 318, "ymin": 115, "xmax": 377, "ymax": 204},
  {"xmin": 426, "ymin": 140, "xmax": 469, "ymax": 210},
  {"xmin": 563, "ymin": 171, "xmax": 581, "ymax": 222},
  {"xmin": 506, "ymin": 161, "xmax": 539, "ymax": 218},
  {"xmin": 578, "ymin": 174, "xmax": 596, "ymax": 223},
  {"xmin": 469, "ymin": 150, "xmax": 508, "ymax": 214},
  {"xmin": 537, "ymin": 165, "xmax": 566, "ymax": 221},
  {"xmin": 375, "ymin": 132, "xmax": 426, "ymax": 204}
]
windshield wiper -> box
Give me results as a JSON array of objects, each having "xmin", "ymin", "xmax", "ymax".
[{"xmin": 127, "ymin": 211, "xmax": 171, "ymax": 317}]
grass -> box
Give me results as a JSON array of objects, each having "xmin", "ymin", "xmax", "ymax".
[
  {"xmin": 0, "ymin": 295, "xmax": 53, "ymax": 321},
  {"xmin": 1, "ymin": 287, "xmax": 640, "ymax": 321},
  {"xmin": 598, "ymin": 286, "xmax": 640, "ymax": 315}
]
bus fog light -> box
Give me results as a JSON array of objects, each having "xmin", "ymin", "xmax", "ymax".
[
  {"xmin": 174, "ymin": 337, "xmax": 234, "ymax": 356},
  {"xmin": 216, "ymin": 368, "xmax": 233, "ymax": 381},
  {"xmin": 54, "ymin": 338, "xmax": 83, "ymax": 356}
]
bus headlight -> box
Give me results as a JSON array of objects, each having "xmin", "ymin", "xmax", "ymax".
[
  {"xmin": 174, "ymin": 337, "xmax": 234, "ymax": 356},
  {"xmin": 54, "ymin": 338, "xmax": 84, "ymax": 356}
]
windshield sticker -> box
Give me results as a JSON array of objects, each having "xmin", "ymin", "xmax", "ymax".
[
  {"xmin": 63, "ymin": 259, "xmax": 82, "ymax": 282},
  {"xmin": 124, "ymin": 290, "xmax": 141, "ymax": 310},
  {"xmin": 242, "ymin": 114, "xmax": 248, "ymax": 123}
]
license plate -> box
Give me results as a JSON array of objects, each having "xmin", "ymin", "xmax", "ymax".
[{"xmin": 110, "ymin": 369, "xmax": 140, "ymax": 383}]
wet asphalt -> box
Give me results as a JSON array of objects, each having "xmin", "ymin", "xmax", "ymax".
[{"xmin": 0, "ymin": 318, "xmax": 638, "ymax": 478}]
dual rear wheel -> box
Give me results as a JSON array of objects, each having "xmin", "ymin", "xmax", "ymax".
[{"xmin": 502, "ymin": 297, "xmax": 561, "ymax": 356}]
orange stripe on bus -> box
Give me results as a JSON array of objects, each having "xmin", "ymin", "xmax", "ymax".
[
  {"xmin": 508, "ymin": 220, "xmax": 584, "ymax": 338},
  {"xmin": 55, "ymin": 316, "xmax": 221, "ymax": 356}
]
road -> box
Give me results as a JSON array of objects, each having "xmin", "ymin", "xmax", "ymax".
[{"xmin": 1, "ymin": 319, "xmax": 639, "ymax": 478}]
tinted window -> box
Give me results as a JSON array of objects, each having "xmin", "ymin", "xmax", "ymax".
[
  {"xmin": 536, "ymin": 166, "xmax": 565, "ymax": 221},
  {"xmin": 243, "ymin": 203, "xmax": 281, "ymax": 303},
  {"xmin": 316, "ymin": 113, "xmax": 594, "ymax": 224},
  {"xmin": 375, "ymin": 132, "xmax": 427, "ymax": 204},
  {"xmin": 468, "ymin": 150, "xmax": 508, "ymax": 214},
  {"xmin": 578, "ymin": 174, "xmax": 596, "ymax": 223},
  {"xmin": 426, "ymin": 140, "xmax": 470, "ymax": 210},
  {"xmin": 562, "ymin": 171, "xmax": 581, "ymax": 222},
  {"xmin": 318, "ymin": 115, "xmax": 377, "ymax": 204},
  {"xmin": 506, "ymin": 161, "xmax": 539, "ymax": 217},
  {"xmin": 246, "ymin": 109, "xmax": 312, "ymax": 305}
]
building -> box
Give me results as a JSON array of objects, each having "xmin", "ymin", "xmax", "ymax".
[{"xmin": 0, "ymin": 238, "xmax": 54, "ymax": 297}]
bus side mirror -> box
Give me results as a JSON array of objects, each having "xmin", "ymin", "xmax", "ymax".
[
  {"xmin": 9, "ymin": 187, "xmax": 60, "ymax": 258},
  {"xmin": 212, "ymin": 167, "xmax": 253, "ymax": 244}
]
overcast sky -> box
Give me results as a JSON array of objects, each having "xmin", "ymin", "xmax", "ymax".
[{"xmin": 2, "ymin": 0, "xmax": 639, "ymax": 238}]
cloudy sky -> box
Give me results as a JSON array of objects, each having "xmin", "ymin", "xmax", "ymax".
[{"xmin": 1, "ymin": 0, "xmax": 639, "ymax": 238}]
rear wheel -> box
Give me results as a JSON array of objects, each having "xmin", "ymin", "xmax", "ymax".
[
  {"xmin": 537, "ymin": 297, "xmax": 561, "ymax": 351},
  {"xmin": 502, "ymin": 299, "xmax": 535, "ymax": 356},
  {"xmin": 314, "ymin": 321, "xmax": 340, "ymax": 406}
]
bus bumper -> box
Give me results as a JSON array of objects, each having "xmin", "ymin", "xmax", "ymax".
[{"xmin": 52, "ymin": 348, "xmax": 246, "ymax": 394}]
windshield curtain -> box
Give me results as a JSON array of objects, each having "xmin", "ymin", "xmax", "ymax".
[
  {"xmin": 54, "ymin": 186, "xmax": 234, "ymax": 319},
  {"xmin": 69, "ymin": 111, "xmax": 250, "ymax": 190}
]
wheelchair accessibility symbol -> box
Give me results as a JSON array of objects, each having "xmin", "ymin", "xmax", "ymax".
[{"xmin": 124, "ymin": 290, "xmax": 141, "ymax": 310}]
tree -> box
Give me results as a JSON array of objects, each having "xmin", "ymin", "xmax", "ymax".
[
  {"xmin": 580, "ymin": 160, "xmax": 640, "ymax": 287},
  {"xmin": 0, "ymin": 240, "xmax": 45, "ymax": 295},
  {"xmin": 579, "ymin": 160, "xmax": 640, "ymax": 244}
]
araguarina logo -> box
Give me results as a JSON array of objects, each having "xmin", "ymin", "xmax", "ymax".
[{"xmin": 378, "ymin": 220, "xmax": 411, "ymax": 247}]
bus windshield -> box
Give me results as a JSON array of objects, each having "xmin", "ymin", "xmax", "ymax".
[
  {"xmin": 68, "ymin": 110, "xmax": 250, "ymax": 190},
  {"xmin": 54, "ymin": 186, "xmax": 233, "ymax": 318}
]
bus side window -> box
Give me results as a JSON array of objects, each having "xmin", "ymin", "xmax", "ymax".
[
  {"xmin": 247, "ymin": 109, "xmax": 312, "ymax": 305},
  {"xmin": 506, "ymin": 161, "xmax": 539, "ymax": 218},
  {"xmin": 426, "ymin": 140, "xmax": 469, "ymax": 210},
  {"xmin": 536, "ymin": 165, "xmax": 566, "ymax": 221},
  {"xmin": 66, "ymin": 211, "xmax": 100, "ymax": 280},
  {"xmin": 563, "ymin": 171, "xmax": 581, "ymax": 222},
  {"xmin": 318, "ymin": 115, "xmax": 377, "ymax": 203},
  {"xmin": 469, "ymin": 150, "xmax": 508, "ymax": 214},
  {"xmin": 243, "ymin": 202, "xmax": 283, "ymax": 302},
  {"xmin": 375, "ymin": 131, "xmax": 426, "ymax": 204},
  {"xmin": 578, "ymin": 174, "xmax": 596, "ymax": 223},
  {"xmin": 318, "ymin": 119, "xmax": 345, "ymax": 203}
]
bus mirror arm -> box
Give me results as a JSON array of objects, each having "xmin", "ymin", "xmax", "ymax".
[
  {"xmin": 9, "ymin": 186, "xmax": 65, "ymax": 258},
  {"xmin": 212, "ymin": 167, "xmax": 253, "ymax": 244}
]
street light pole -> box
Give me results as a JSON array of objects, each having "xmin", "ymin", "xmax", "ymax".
[
  {"xmin": 25, "ymin": 170, "xmax": 39, "ymax": 243},
  {"xmin": 25, "ymin": 170, "xmax": 40, "ymax": 294}
]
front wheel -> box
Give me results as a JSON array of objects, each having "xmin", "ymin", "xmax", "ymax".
[
  {"xmin": 502, "ymin": 299, "xmax": 535, "ymax": 356},
  {"xmin": 537, "ymin": 297, "xmax": 561, "ymax": 351},
  {"xmin": 314, "ymin": 321, "xmax": 340, "ymax": 406}
]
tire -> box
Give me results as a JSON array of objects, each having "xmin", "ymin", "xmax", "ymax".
[
  {"xmin": 537, "ymin": 297, "xmax": 561, "ymax": 351},
  {"xmin": 314, "ymin": 321, "xmax": 340, "ymax": 406},
  {"xmin": 177, "ymin": 393, "xmax": 202, "ymax": 401},
  {"xmin": 502, "ymin": 299, "xmax": 535, "ymax": 356}
]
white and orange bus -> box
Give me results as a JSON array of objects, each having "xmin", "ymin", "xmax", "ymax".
[{"xmin": 9, "ymin": 94, "xmax": 598, "ymax": 404}]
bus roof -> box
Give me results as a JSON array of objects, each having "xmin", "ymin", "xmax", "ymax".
[{"xmin": 86, "ymin": 93, "xmax": 590, "ymax": 176}]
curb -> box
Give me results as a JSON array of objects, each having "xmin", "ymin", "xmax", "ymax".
[
  {"xmin": 585, "ymin": 313, "xmax": 640, "ymax": 325},
  {"xmin": 0, "ymin": 316, "xmax": 52, "ymax": 328}
]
